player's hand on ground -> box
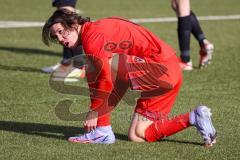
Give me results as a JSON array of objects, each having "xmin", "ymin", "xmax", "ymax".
[{"xmin": 84, "ymin": 110, "xmax": 98, "ymax": 132}]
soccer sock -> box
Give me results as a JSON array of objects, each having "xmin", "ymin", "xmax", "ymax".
[
  {"xmin": 61, "ymin": 47, "xmax": 73, "ymax": 65},
  {"xmin": 145, "ymin": 113, "xmax": 190, "ymax": 142},
  {"xmin": 178, "ymin": 16, "xmax": 192, "ymax": 63},
  {"xmin": 97, "ymin": 113, "xmax": 111, "ymax": 126},
  {"xmin": 190, "ymin": 11, "xmax": 206, "ymax": 46}
]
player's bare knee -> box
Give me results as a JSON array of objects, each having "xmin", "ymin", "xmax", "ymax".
[
  {"xmin": 128, "ymin": 132, "xmax": 138, "ymax": 142},
  {"xmin": 128, "ymin": 130, "xmax": 145, "ymax": 142},
  {"xmin": 135, "ymin": 124, "xmax": 146, "ymax": 139},
  {"xmin": 128, "ymin": 125, "xmax": 145, "ymax": 142}
]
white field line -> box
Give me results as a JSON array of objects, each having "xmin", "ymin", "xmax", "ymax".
[
  {"xmin": 0, "ymin": 14, "xmax": 240, "ymax": 28},
  {"xmin": 131, "ymin": 14, "xmax": 240, "ymax": 23},
  {"xmin": 0, "ymin": 21, "xmax": 44, "ymax": 28}
]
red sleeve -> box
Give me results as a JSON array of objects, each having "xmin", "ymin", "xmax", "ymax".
[{"xmin": 83, "ymin": 33, "xmax": 113, "ymax": 111}]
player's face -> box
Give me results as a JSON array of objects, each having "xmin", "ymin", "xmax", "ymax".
[{"xmin": 50, "ymin": 23, "xmax": 80, "ymax": 48}]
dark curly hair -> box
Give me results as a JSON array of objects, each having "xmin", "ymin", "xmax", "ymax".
[{"xmin": 42, "ymin": 9, "xmax": 90, "ymax": 46}]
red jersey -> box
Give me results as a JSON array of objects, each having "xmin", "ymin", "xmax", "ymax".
[
  {"xmin": 80, "ymin": 17, "xmax": 177, "ymax": 110},
  {"xmin": 81, "ymin": 17, "xmax": 176, "ymax": 60}
]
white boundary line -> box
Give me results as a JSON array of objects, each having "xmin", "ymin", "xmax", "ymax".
[
  {"xmin": 0, "ymin": 21, "xmax": 44, "ymax": 28},
  {"xmin": 0, "ymin": 14, "xmax": 240, "ymax": 28},
  {"xmin": 131, "ymin": 14, "xmax": 240, "ymax": 23}
]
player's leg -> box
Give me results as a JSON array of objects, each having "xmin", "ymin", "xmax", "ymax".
[
  {"xmin": 68, "ymin": 54, "xmax": 129, "ymax": 144},
  {"xmin": 127, "ymin": 55, "xmax": 217, "ymax": 146},
  {"xmin": 129, "ymin": 112, "xmax": 190, "ymax": 142},
  {"xmin": 48, "ymin": 46, "xmax": 85, "ymax": 82},
  {"xmin": 172, "ymin": 0, "xmax": 192, "ymax": 71},
  {"xmin": 127, "ymin": 54, "xmax": 188, "ymax": 142},
  {"xmin": 129, "ymin": 92, "xmax": 217, "ymax": 146},
  {"xmin": 174, "ymin": 0, "xmax": 190, "ymax": 17},
  {"xmin": 52, "ymin": 0, "xmax": 77, "ymax": 11},
  {"xmin": 171, "ymin": 0, "xmax": 177, "ymax": 13},
  {"xmin": 128, "ymin": 76, "xmax": 191, "ymax": 142},
  {"xmin": 129, "ymin": 99, "xmax": 217, "ymax": 146},
  {"xmin": 189, "ymin": 11, "xmax": 214, "ymax": 68},
  {"xmin": 128, "ymin": 96, "xmax": 190, "ymax": 143},
  {"xmin": 128, "ymin": 112, "xmax": 152, "ymax": 142},
  {"xmin": 189, "ymin": 11, "xmax": 205, "ymax": 46}
]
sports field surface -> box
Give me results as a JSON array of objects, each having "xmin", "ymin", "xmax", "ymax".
[{"xmin": 1, "ymin": 0, "xmax": 240, "ymax": 159}]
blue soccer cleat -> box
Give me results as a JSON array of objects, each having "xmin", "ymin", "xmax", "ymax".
[
  {"xmin": 190, "ymin": 105, "xmax": 217, "ymax": 147},
  {"xmin": 68, "ymin": 126, "xmax": 115, "ymax": 144}
]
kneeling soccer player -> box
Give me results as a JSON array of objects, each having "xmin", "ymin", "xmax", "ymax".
[{"xmin": 42, "ymin": 9, "xmax": 217, "ymax": 146}]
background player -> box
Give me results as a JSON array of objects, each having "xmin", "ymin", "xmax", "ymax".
[
  {"xmin": 171, "ymin": 0, "xmax": 214, "ymax": 70},
  {"xmin": 41, "ymin": 0, "xmax": 84, "ymax": 77}
]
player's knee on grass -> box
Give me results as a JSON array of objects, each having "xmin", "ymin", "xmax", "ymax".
[
  {"xmin": 135, "ymin": 123, "xmax": 147, "ymax": 138},
  {"xmin": 128, "ymin": 113, "xmax": 153, "ymax": 142},
  {"xmin": 128, "ymin": 119, "xmax": 143, "ymax": 142},
  {"xmin": 128, "ymin": 131, "xmax": 141, "ymax": 142},
  {"xmin": 128, "ymin": 123, "xmax": 152, "ymax": 142}
]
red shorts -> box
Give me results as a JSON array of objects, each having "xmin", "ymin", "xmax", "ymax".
[{"xmin": 119, "ymin": 54, "xmax": 182, "ymax": 121}]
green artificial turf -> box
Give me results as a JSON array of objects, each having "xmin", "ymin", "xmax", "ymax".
[{"xmin": 0, "ymin": 0, "xmax": 240, "ymax": 159}]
